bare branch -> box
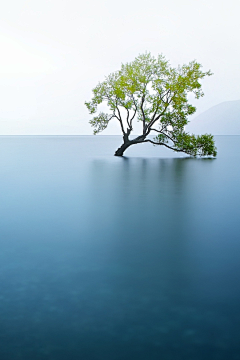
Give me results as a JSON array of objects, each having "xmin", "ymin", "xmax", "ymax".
[
  {"xmin": 148, "ymin": 128, "xmax": 175, "ymax": 144},
  {"xmin": 149, "ymin": 127, "xmax": 162, "ymax": 133},
  {"xmin": 150, "ymin": 101, "xmax": 160, "ymax": 123},
  {"xmin": 116, "ymin": 103, "xmax": 125, "ymax": 134},
  {"xmin": 130, "ymin": 108, "xmax": 137, "ymax": 126},
  {"xmin": 149, "ymin": 128, "xmax": 173, "ymax": 143},
  {"xmin": 140, "ymin": 95, "xmax": 146, "ymax": 133},
  {"xmin": 116, "ymin": 101, "xmax": 133, "ymax": 133},
  {"xmin": 126, "ymin": 108, "xmax": 130, "ymax": 128},
  {"xmin": 147, "ymin": 107, "xmax": 168, "ymax": 130},
  {"xmin": 129, "ymin": 96, "xmax": 138, "ymax": 126},
  {"xmin": 143, "ymin": 139, "xmax": 184, "ymax": 152},
  {"xmin": 147, "ymin": 94, "xmax": 174, "ymax": 130}
]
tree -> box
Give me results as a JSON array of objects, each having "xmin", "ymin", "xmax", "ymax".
[{"xmin": 85, "ymin": 53, "xmax": 217, "ymax": 157}]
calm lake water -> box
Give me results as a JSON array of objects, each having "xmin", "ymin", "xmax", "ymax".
[{"xmin": 0, "ymin": 135, "xmax": 240, "ymax": 360}]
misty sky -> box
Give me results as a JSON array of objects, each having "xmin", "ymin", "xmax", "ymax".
[{"xmin": 1, "ymin": 0, "xmax": 240, "ymax": 135}]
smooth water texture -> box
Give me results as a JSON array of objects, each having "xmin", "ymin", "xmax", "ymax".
[{"xmin": 0, "ymin": 136, "xmax": 240, "ymax": 360}]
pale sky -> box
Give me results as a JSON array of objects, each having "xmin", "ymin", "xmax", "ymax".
[{"xmin": 0, "ymin": 0, "xmax": 240, "ymax": 135}]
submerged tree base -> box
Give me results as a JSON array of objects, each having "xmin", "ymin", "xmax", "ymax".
[
  {"xmin": 114, "ymin": 142, "xmax": 132, "ymax": 156},
  {"xmin": 114, "ymin": 150, "xmax": 124, "ymax": 156}
]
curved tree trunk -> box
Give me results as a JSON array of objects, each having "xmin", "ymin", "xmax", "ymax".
[{"xmin": 114, "ymin": 141, "xmax": 132, "ymax": 156}]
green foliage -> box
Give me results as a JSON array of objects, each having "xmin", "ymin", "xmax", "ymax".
[
  {"xmin": 85, "ymin": 52, "xmax": 217, "ymax": 157},
  {"xmin": 155, "ymin": 132, "xmax": 217, "ymax": 157},
  {"xmin": 89, "ymin": 112, "xmax": 111, "ymax": 135}
]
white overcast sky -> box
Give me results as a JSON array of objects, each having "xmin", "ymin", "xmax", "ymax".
[{"xmin": 0, "ymin": 0, "xmax": 240, "ymax": 134}]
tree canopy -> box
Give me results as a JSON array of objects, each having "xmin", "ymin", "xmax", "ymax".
[{"xmin": 85, "ymin": 52, "xmax": 217, "ymax": 157}]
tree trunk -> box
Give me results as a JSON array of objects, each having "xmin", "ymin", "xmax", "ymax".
[{"xmin": 114, "ymin": 141, "xmax": 132, "ymax": 156}]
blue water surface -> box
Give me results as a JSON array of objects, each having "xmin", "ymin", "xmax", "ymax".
[{"xmin": 0, "ymin": 135, "xmax": 240, "ymax": 360}]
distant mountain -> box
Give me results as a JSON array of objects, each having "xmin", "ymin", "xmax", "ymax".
[{"xmin": 186, "ymin": 100, "xmax": 240, "ymax": 135}]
